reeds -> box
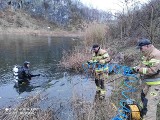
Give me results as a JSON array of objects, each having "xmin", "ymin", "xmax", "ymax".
[
  {"xmin": 82, "ymin": 22, "xmax": 108, "ymax": 46},
  {"xmin": 60, "ymin": 46, "xmax": 92, "ymax": 72},
  {"xmin": 71, "ymin": 93, "xmax": 117, "ymax": 120},
  {"xmin": 0, "ymin": 93, "xmax": 53, "ymax": 120}
]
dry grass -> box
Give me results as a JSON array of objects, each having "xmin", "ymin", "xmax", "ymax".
[
  {"xmin": 60, "ymin": 46, "xmax": 92, "ymax": 72},
  {"xmin": 0, "ymin": 93, "xmax": 53, "ymax": 120},
  {"xmin": 82, "ymin": 22, "xmax": 108, "ymax": 46},
  {"xmin": 0, "ymin": 8, "xmax": 40, "ymax": 29},
  {"xmin": 71, "ymin": 91, "xmax": 117, "ymax": 120},
  {"xmin": 68, "ymin": 75, "xmax": 121, "ymax": 120}
]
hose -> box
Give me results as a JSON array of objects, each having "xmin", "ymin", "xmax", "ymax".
[
  {"xmin": 82, "ymin": 62, "xmax": 139, "ymax": 120},
  {"xmin": 110, "ymin": 63, "xmax": 138, "ymax": 120}
]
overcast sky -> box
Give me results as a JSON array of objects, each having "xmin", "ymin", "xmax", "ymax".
[{"xmin": 79, "ymin": 0, "xmax": 150, "ymax": 13}]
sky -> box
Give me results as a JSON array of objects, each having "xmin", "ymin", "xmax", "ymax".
[{"xmin": 79, "ymin": 0, "xmax": 150, "ymax": 13}]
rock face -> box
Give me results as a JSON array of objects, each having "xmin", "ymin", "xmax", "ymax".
[{"xmin": 0, "ymin": 0, "xmax": 111, "ymax": 26}]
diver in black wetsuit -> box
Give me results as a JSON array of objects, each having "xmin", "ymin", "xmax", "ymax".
[{"xmin": 16, "ymin": 61, "xmax": 40, "ymax": 85}]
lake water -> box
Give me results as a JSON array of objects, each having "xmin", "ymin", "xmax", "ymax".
[{"xmin": 0, "ymin": 34, "xmax": 113, "ymax": 119}]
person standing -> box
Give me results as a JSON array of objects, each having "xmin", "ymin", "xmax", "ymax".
[
  {"xmin": 89, "ymin": 44, "xmax": 111, "ymax": 98},
  {"xmin": 133, "ymin": 38, "xmax": 160, "ymax": 120}
]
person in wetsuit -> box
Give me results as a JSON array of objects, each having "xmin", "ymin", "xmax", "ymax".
[{"xmin": 17, "ymin": 61, "xmax": 40, "ymax": 84}]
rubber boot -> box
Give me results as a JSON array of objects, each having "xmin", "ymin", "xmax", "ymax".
[
  {"xmin": 100, "ymin": 79, "xmax": 105, "ymax": 89},
  {"xmin": 95, "ymin": 79, "xmax": 101, "ymax": 94},
  {"xmin": 100, "ymin": 79, "xmax": 106, "ymax": 99},
  {"xmin": 100, "ymin": 89, "xmax": 106, "ymax": 99},
  {"xmin": 140, "ymin": 90, "xmax": 148, "ymax": 117}
]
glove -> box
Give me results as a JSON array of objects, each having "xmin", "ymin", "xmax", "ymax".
[
  {"xmin": 87, "ymin": 60, "xmax": 98, "ymax": 64},
  {"xmin": 132, "ymin": 66, "xmax": 139, "ymax": 73},
  {"xmin": 31, "ymin": 74, "xmax": 40, "ymax": 77},
  {"xmin": 99, "ymin": 60, "xmax": 106, "ymax": 64},
  {"xmin": 87, "ymin": 60, "xmax": 92, "ymax": 64},
  {"xmin": 37, "ymin": 74, "xmax": 40, "ymax": 76},
  {"xmin": 27, "ymin": 74, "xmax": 32, "ymax": 79}
]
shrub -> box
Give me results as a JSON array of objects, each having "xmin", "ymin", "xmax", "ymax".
[
  {"xmin": 60, "ymin": 46, "xmax": 91, "ymax": 72},
  {"xmin": 82, "ymin": 22, "xmax": 108, "ymax": 46}
]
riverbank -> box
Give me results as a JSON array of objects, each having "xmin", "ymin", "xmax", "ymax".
[{"xmin": 0, "ymin": 27, "xmax": 83, "ymax": 37}]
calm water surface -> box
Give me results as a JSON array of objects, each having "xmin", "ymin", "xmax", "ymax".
[{"xmin": 0, "ymin": 34, "xmax": 112, "ymax": 119}]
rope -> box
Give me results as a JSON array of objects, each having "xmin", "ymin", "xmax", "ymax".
[{"xmin": 82, "ymin": 62, "xmax": 97, "ymax": 81}]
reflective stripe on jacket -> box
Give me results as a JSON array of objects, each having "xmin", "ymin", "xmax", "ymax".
[
  {"xmin": 145, "ymin": 77, "xmax": 160, "ymax": 85},
  {"xmin": 139, "ymin": 47, "xmax": 160, "ymax": 85},
  {"xmin": 95, "ymin": 64, "xmax": 109, "ymax": 72},
  {"xmin": 92, "ymin": 49, "xmax": 110, "ymax": 64}
]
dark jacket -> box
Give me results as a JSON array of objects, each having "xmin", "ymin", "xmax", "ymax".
[{"xmin": 18, "ymin": 66, "xmax": 32, "ymax": 81}]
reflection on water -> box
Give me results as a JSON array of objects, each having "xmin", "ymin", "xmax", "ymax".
[{"xmin": 13, "ymin": 82, "xmax": 40, "ymax": 94}]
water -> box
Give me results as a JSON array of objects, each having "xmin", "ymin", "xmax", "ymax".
[{"xmin": 0, "ymin": 34, "xmax": 113, "ymax": 119}]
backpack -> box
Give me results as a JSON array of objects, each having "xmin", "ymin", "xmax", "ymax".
[{"xmin": 13, "ymin": 65, "xmax": 24, "ymax": 80}]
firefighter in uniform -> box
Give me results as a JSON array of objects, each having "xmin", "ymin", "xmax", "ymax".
[
  {"xmin": 88, "ymin": 44, "xmax": 111, "ymax": 98},
  {"xmin": 133, "ymin": 38, "xmax": 160, "ymax": 120}
]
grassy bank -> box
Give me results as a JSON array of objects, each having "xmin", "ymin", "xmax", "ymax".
[{"xmin": 0, "ymin": 93, "xmax": 53, "ymax": 120}]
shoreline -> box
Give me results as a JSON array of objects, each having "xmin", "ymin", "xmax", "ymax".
[{"xmin": 0, "ymin": 28, "xmax": 83, "ymax": 37}]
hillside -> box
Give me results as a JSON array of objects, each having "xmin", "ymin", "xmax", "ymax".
[
  {"xmin": 0, "ymin": 8, "xmax": 53, "ymax": 34},
  {"xmin": 0, "ymin": 8, "xmax": 82, "ymax": 37},
  {"xmin": 0, "ymin": 0, "xmax": 111, "ymax": 28},
  {"xmin": 0, "ymin": 9, "xmax": 52, "ymax": 29}
]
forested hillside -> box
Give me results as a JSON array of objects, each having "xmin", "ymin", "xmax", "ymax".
[
  {"xmin": 108, "ymin": 0, "xmax": 160, "ymax": 43},
  {"xmin": 0, "ymin": 0, "xmax": 111, "ymax": 30}
]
